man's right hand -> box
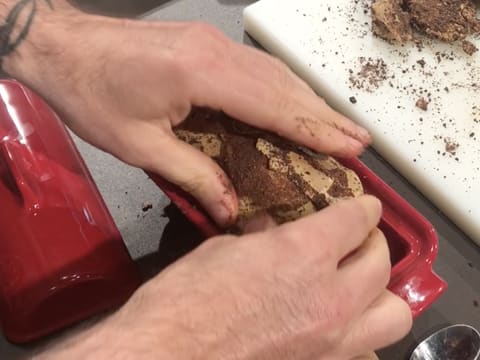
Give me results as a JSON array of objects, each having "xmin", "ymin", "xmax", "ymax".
[{"xmin": 36, "ymin": 195, "xmax": 412, "ymax": 360}]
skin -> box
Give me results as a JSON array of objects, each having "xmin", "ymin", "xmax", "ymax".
[
  {"xmin": 3, "ymin": 0, "xmax": 371, "ymax": 227},
  {"xmin": 0, "ymin": 1, "xmax": 412, "ymax": 359},
  {"xmin": 33, "ymin": 197, "xmax": 410, "ymax": 360}
]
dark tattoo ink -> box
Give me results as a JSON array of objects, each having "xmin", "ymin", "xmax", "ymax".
[{"xmin": 0, "ymin": 0, "xmax": 53, "ymax": 65}]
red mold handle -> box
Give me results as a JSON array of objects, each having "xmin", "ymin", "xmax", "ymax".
[
  {"xmin": 0, "ymin": 139, "xmax": 41, "ymax": 211},
  {"xmin": 389, "ymin": 264, "xmax": 447, "ymax": 319}
]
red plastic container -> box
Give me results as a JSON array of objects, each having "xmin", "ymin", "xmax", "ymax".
[
  {"xmin": 0, "ymin": 80, "xmax": 141, "ymax": 343},
  {"xmin": 148, "ymin": 140, "xmax": 448, "ymax": 319}
]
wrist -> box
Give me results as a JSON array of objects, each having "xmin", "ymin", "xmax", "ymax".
[{"xmin": 1, "ymin": 1, "xmax": 89, "ymax": 82}]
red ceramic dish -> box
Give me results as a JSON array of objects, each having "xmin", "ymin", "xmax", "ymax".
[
  {"xmin": 0, "ymin": 80, "xmax": 141, "ymax": 343},
  {"xmin": 148, "ymin": 145, "xmax": 448, "ymax": 319}
]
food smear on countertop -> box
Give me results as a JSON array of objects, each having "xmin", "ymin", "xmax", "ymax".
[{"xmin": 175, "ymin": 108, "xmax": 364, "ymax": 231}]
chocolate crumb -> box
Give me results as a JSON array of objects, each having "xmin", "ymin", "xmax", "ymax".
[
  {"xmin": 444, "ymin": 138, "xmax": 459, "ymax": 154},
  {"xmin": 142, "ymin": 202, "xmax": 153, "ymax": 212},
  {"xmin": 416, "ymin": 97, "xmax": 429, "ymax": 110},
  {"xmin": 462, "ymin": 40, "xmax": 478, "ymax": 55},
  {"xmin": 416, "ymin": 59, "xmax": 426, "ymax": 67},
  {"xmin": 474, "ymin": 300, "xmax": 479, "ymax": 307},
  {"xmin": 349, "ymin": 96, "xmax": 358, "ymax": 104}
]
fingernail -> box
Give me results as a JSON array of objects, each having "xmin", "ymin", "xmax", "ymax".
[
  {"xmin": 358, "ymin": 127, "xmax": 371, "ymax": 143},
  {"xmin": 348, "ymin": 137, "xmax": 364, "ymax": 153}
]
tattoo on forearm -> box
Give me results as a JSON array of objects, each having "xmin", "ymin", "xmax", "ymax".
[{"xmin": 0, "ymin": 0, "xmax": 53, "ymax": 62}]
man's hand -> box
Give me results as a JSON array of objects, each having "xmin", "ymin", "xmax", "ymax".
[
  {"xmin": 35, "ymin": 196, "xmax": 412, "ymax": 359},
  {"xmin": 2, "ymin": 1, "xmax": 371, "ymax": 227}
]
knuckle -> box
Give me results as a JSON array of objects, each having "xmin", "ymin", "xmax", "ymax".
[
  {"xmin": 180, "ymin": 48, "xmax": 222, "ymax": 75},
  {"xmin": 189, "ymin": 22, "xmax": 227, "ymax": 43},
  {"xmin": 177, "ymin": 23, "xmax": 230, "ymax": 75},
  {"xmin": 186, "ymin": 22, "xmax": 230, "ymax": 56},
  {"xmin": 273, "ymin": 224, "xmax": 300, "ymax": 243},
  {"xmin": 277, "ymin": 223, "xmax": 336, "ymax": 266},
  {"xmin": 271, "ymin": 227, "xmax": 306, "ymax": 263}
]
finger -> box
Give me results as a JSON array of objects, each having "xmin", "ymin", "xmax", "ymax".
[
  {"xmin": 351, "ymin": 352, "xmax": 379, "ymax": 360},
  {"xmin": 343, "ymin": 290, "xmax": 413, "ymax": 354},
  {"xmin": 242, "ymin": 213, "xmax": 278, "ymax": 234},
  {"xmin": 338, "ymin": 228, "xmax": 391, "ymax": 309},
  {"xmin": 271, "ymin": 195, "xmax": 382, "ymax": 262},
  {"xmin": 233, "ymin": 45, "xmax": 371, "ymax": 146},
  {"xmin": 188, "ymin": 46, "xmax": 367, "ymax": 158},
  {"xmin": 130, "ymin": 126, "xmax": 238, "ymax": 227}
]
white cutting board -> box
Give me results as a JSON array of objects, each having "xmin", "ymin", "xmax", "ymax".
[{"xmin": 244, "ymin": 0, "xmax": 480, "ymax": 245}]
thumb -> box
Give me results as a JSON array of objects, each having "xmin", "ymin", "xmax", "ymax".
[
  {"xmin": 351, "ymin": 353, "xmax": 379, "ymax": 360},
  {"xmin": 144, "ymin": 132, "xmax": 238, "ymax": 227}
]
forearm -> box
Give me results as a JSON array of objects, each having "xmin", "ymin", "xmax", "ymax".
[{"xmin": 30, "ymin": 301, "xmax": 192, "ymax": 360}]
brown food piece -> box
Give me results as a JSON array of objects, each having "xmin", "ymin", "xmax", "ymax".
[
  {"xmin": 407, "ymin": 0, "xmax": 480, "ymax": 42},
  {"xmin": 462, "ymin": 39, "xmax": 479, "ymax": 54},
  {"xmin": 416, "ymin": 97, "xmax": 429, "ymax": 110},
  {"xmin": 371, "ymin": 0, "xmax": 480, "ymax": 45},
  {"xmin": 417, "ymin": 59, "xmax": 426, "ymax": 67},
  {"xmin": 175, "ymin": 108, "xmax": 364, "ymax": 229},
  {"xmin": 142, "ymin": 202, "xmax": 153, "ymax": 212},
  {"xmin": 444, "ymin": 138, "xmax": 459, "ymax": 154},
  {"xmin": 372, "ymin": 0, "xmax": 413, "ymax": 42}
]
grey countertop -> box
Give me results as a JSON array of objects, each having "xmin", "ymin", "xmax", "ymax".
[{"xmin": 1, "ymin": 1, "xmax": 479, "ymax": 359}]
